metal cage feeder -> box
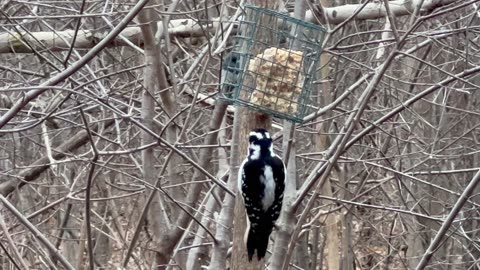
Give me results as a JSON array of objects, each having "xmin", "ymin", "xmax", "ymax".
[{"xmin": 220, "ymin": 5, "xmax": 326, "ymax": 123}]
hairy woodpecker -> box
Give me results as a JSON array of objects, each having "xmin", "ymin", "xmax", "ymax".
[{"xmin": 238, "ymin": 128, "xmax": 286, "ymax": 261}]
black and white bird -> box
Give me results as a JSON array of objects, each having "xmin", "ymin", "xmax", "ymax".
[{"xmin": 238, "ymin": 128, "xmax": 286, "ymax": 261}]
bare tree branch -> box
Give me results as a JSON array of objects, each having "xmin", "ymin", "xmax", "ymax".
[
  {"xmin": 0, "ymin": 195, "xmax": 76, "ymax": 270},
  {"xmin": 415, "ymin": 169, "xmax": 480, "ymax": 269},
  {"xmin": 0, "ymin": 0, "xmax": 151, "ymax": 129},
  {"xmin": 0, "ymin": 119, "xmax": 115, "ymax": 197}
]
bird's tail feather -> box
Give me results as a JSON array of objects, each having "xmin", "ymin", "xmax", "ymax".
[{"xmin": 246, "ymin": 225, "xmax": 272, "ymax": 261}]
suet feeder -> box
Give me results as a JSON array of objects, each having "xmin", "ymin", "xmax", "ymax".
[{"xmin": 220, "ymin": 5, "xmax": 326, "ymax": 123}]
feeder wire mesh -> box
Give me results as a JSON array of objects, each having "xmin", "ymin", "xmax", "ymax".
[{"xmin": 220, "ymin": 5, "xmax": 326, "ymax": 123}]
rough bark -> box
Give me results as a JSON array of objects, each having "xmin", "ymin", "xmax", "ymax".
[
  {"xmin": 230, "ymin": 0, "xmax": 284, "ymax": 267},
  {"xmin": 267, "ymin": 121, "xmax": 297, "ymax": 270},
  {"xmin": 314, "ymin": 1, "xmax": 342, "ymax": 268},
  {"xmin": 231, "ymin": 111, "xmax": 272, "ymax": 270},
  {"xmin": 138, "ymin": 8, "xmax": 171, "ymax": 266}
]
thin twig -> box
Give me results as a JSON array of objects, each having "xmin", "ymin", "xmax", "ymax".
[
  {"xmin": 415, "ymin": 169, "xmax": 480, "ymax": 269},
  {"xmin": 0, "ymin": 195, "xmax": 76, "ymax": 270},
  {"xmin": 63, "ymin": 0, "xmax": 87, "ymax": 65},
  {"xmin": 0, "ymin": 211, "xmax": 29, "ymax": 269},
  {"xmin": 0, "ymin": 0, "xmax": 152, "ymax": 128},
  {"xmin": 79, "ymin": 108, "xmax": 99, "ymax": 270},
  {"xmin": 0, "ymin": 241, "xmax": 21, "ymax": 270},
  {"xmin": 122, "ymin": 151, "xmax": 174, "ymax": 267}
]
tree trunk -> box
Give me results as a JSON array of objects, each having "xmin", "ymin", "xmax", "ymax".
[
  {"xmin": 138, "ymin": 9, "xmax": 171, "ymax": 268},
  {"xmin": 314, "ymin": 1, "xmax": 342, "ymax": 268},
  {"xmin": 231, "ymin": 110, "xmax": 272, "ymax": 270}
]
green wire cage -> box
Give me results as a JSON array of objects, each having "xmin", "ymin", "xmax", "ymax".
[{"xmin": 220, "ymin": 5, "xmax": 326, "ymax": 123}]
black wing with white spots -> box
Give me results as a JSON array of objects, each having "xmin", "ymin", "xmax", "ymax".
[{"xmin": 265, "ymin": 156, "xmax": 285, "ymax": 223}]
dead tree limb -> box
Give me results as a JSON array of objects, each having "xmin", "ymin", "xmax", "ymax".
[{"xmin": 0, "ymin": 119, "xmax": 114, "ymax": 197}]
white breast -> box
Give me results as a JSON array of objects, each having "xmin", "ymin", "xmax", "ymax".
[{"xmin": 260, "ymin": 165, "xmax": 276, "ymax": 211}]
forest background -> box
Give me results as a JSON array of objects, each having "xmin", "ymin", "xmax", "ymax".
[{"xmin": 0, "ymin": 0, "xmax": 479, "ymax": 269}]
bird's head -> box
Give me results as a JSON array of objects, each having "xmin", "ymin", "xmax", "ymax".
[{"xmin": 248, "ymin": 128, "xmax": 274, "ymax": 160}]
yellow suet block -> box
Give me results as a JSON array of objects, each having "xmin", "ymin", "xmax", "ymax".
[{"xmin": 247, "ymin": 47, "xmax": 304, "ymax": 114}]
